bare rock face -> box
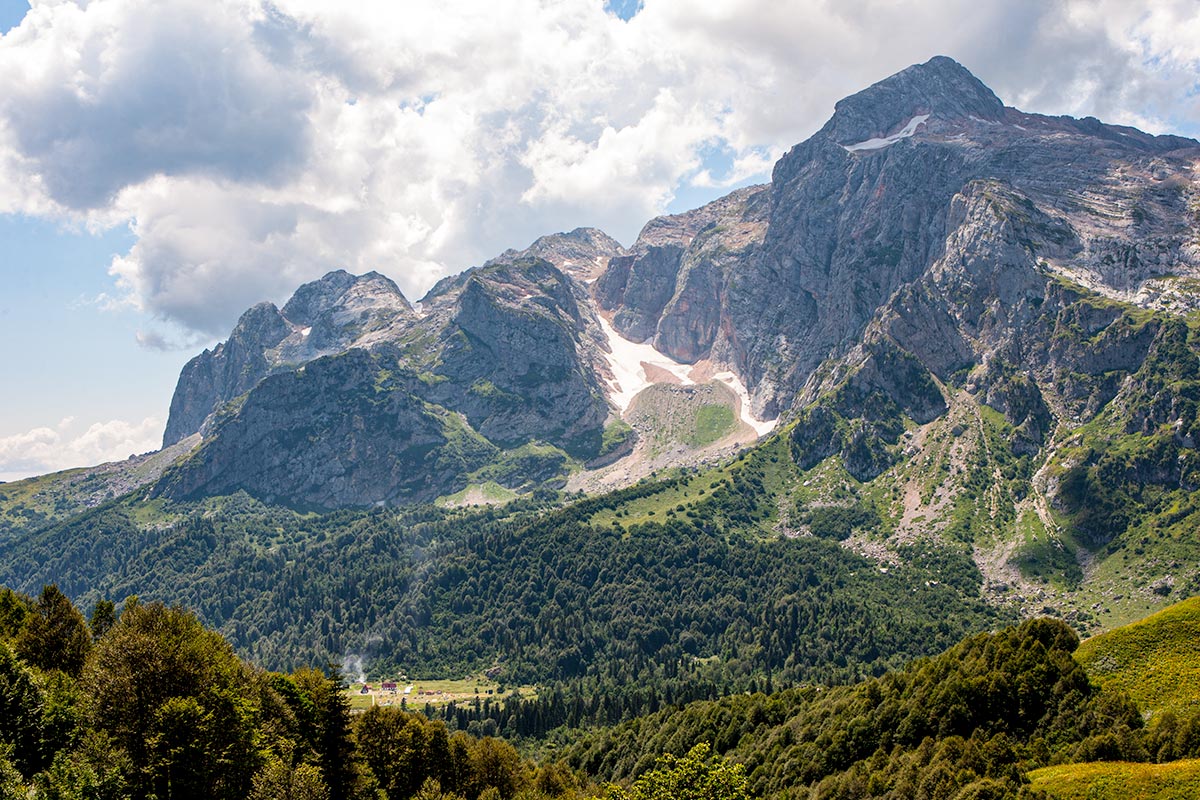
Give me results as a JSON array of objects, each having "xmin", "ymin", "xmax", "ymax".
[
  {"xmin": 420, "ymin": 258, "xmax": 611, "ymax": 450},
  {"xmin": 162, "ymin": 302, "xmax": 292, "ymax": 447},
  {"xmin": 597, "ymin": 55, "xmax": 1199, "ymax": 426},
  {"xmin": 162, "ymin": 270, "xmax": 416, "ymax": 446},
  {"xmin": 280, "ymin": 270, "xmax": 416, "ymax": 352},
  {"xmin": 594, "ymin": 185, "xmax": 770, "ymax": 361},
  {"xmin": 486, "ymin": 227, "xmax": 625, "ymax": 283},
  {"xmin": 157, "ymin": 257, "xmax": 612, "ymax": 507},
  {"xmin": 820, "ymin": 54, "xmax": 1005, "ymax": 145}
]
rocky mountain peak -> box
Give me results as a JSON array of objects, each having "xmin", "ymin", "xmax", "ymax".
[
  {"xmin": 154, "ymin": 55, "xmax": 1200, "ymax": 512},
  {"xmin": 229, "ymin": 302, "xmax": 291, "ymax": 349},
  {"xmin": 485, "ymin": 227, "xmax": 626, "ymax": 283},
  {"xmin": 281, "ymin": 269, "xmax": 411, "ymax": 327},
  {"xmin": 821, "ymin": 55, "xmax": 1004, "ymax": 146},
  {"xmin": 162, "ymin": 269, "xmax": 417, "ymax": 448}
]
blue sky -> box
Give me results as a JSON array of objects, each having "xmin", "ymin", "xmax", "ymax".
[
  {"xmin": 1, "ymin": 0, "xmax": 1199, "ymax": 480},
  {"xmin": 1, "ymin": 216, "xmax": 180, "ymax": 431},
  {"xmin": 0, "ymin": 1, "xmax": 26, "ymax": 33}
]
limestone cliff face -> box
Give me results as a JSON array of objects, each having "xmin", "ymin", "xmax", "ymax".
[
  {"xmin": 420, "ymin": 258, "xmax": 611, "ymax": 450},
  {"xmin": 162, "ymin": 270, "xmax": 416, "ymax": 446},
  {"xmin": 594, "ymin": 186, "xmax": 769, "ymax": 362},
  {"xmin": 486, "ymin": 227, "xmax": 625, "ymax": 283},
  {"xmin": 597, "ymin": 55, "xmax": 1199, "ymax": 428},
  {"xmin": 162, "ymin": 302, "xmax": 292, "ymax": 447},
  {"xmin": 157, "ymin": 257, "xmax": 612, "ymax": 506}
]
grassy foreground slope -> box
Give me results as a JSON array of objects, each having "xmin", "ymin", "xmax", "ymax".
[
  {"xmin": 1075, "ymin": 596, "xmax": 1200, "ymax": 720},
  {"xmin": 1028, "ymin": 759, "xmax": 1200, "ymax": 799},
  {"xmin": 1024, "ymin": 596, "xmax": 1200, "ymax": 799}
]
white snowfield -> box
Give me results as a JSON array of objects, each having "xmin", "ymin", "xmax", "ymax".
[
  {"xmin": 843, "ymin": 114, "xmax": 931, "ymax": 152},
  {"xmin": 597, "ymin": 315, "xmax": 778, "ymax": 436},
  {"xmin": 597, "ymin": 314, "xmax": 694, "ymax": 411}
]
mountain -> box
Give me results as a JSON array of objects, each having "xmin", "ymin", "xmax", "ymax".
[
  {"xmin": 155, "ymin": 253, "xmax": 628, "ymax": 505},
  {"xmin": 602, "ymin": 54, "xmax": 1197, "ymax": 418},
  {"xmin": 2, "ymin": 55, "xmax": 1199, "ymax": 674},
  {"xmin": 592, "ymin": 55, "xmax": 1200, "ymax": 630},
  {"xmin": 144, "ymin": 55, "xmax": 1200, "ymax": 515}
]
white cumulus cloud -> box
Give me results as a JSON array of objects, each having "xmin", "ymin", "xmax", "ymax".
[
  {"xmin": 0, "ymin": 416, "xmax": 164, "ymax": 483},
  {"xmin": 0, "ymin": 0, "xmax": 1197, "ymax": 339}
]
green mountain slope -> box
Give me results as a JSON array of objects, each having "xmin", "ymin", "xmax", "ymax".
[
  {"xmin": 1075, "ymin": 596, "xmax": 1200, "ymax": 720},
  {"xmin": 1028, "ymin": 760, "xmax": 1200, "ymax": 800},
  {"xmin": 566, "ymin": 617, "xmax": 1147, "ymax": 799},
  {"xmin": 0, "ymin": 478, "xmax": 1006, "ymax": 717},
  {"xmin": 566, "ymin": 599, "xmax": 1200, "ymax": 798}
]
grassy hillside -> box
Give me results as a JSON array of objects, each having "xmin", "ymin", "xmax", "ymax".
[
  {"xmin": 1028, "ymin": 597, "xmax": 1200, "ymax": 799},
  {"xmin": 1075, "ymin": 596, "xmax": 1200, "ymax": 720},
  {"xmin": 1027, "ymin": 759, "xmax": 1200, "ymax": 799},
  {"xmin": 565, "ymin": 617, "xmax": 1147, "ymax": 799}
]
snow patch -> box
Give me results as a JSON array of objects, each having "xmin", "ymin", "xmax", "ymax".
[
  {"xmin": 597, "ymin": 315, "xmax": 693, "ymax": 412},
  {"xmin": 844, "ymin": 114, "xmax": 930, "ymax": 152},
  {"xmin": 710, "ymin": 371, "xmax": 778, "ymax": 436},
  {"xmin": 300, "ymin": 326, "xmax": 312, "ymax": 337},
  {"xmin": 597, "ymin": 315, "xmax": 778, "ymax": 437}
]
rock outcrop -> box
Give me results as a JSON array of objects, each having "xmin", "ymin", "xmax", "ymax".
[
  {"xmin": 157, "ymin": 257, "xmax": 612, "ymax": 506},
  {"xmin": 598, "ymin": 55, "xmax": 1198, "ymax": 426},
  {"xmin": 594, "ymin": 185, "xmax": 769, "ymax": 363},
  {"xmin": 162, "ymin": 270, "xmax": 416, "ymax": 446}
]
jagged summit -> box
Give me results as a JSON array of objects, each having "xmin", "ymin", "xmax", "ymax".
[
  {"xmin": 486, "ymin": 227, "xmax": 626, "ymax": 283},
  {"xmin": 162, "ymin": 268, "xmax": 417, "ymax": 447},
  {"xmin": 281, "ymin": 269, "xmax": 411, "ymax": 326},
  {"xmin": 821, "ymin": 55, "xmax": 1004, "ymax": 145}
]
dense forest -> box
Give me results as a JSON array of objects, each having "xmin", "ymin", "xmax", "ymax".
[
  {"xmin": 4, "ymin": 583, "xmax": 1200, "ymax": 799},
  {"xmin": 565, "ymin": 616, "xmax": 1200, "ymax": 797},
  {"xmin": 0, "ymin": 469, "xmax": 1006, "ymax": 735},
  {"xmin": 0, "ymin": 582, "xmax": 597, "ymax": 800}
]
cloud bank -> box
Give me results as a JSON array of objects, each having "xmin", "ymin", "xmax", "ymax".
[
  {"xmin": 1, "ymin": 0, "xmax": 1198, "ymax": 338},
  {"xmin": 0, "ymin": 416, "xmax": 163, "ymax": 483}
]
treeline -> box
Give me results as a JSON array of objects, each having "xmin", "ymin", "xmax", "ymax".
[{"xmin": 564, "ymin": 617, "xmax": 1200, "ymax": 798}]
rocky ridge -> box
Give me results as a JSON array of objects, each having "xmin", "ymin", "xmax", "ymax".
[
  {"xmin": 136, "ymin": 56, "xmax": 1200, "ymax": 515},
  {"xmin": 162, "ymin": 270, "xmax": 417, "ymax": 446},
  {"xmin": 156, "ymin": 254, "xmax": 618, "ymax": 506}
]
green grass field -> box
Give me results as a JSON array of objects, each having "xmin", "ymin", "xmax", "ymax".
[
  {"xmin": 1076, "ymin": 596, "xmax": 1200, "ymax": 720},
  {"xmin": 689, "ymin": 404, "xmax": 737, "ymax": 447},
  {"xmin": 436, "ymin": 481, "xmax": 519, "ymax": 508},
  {"xmin": 1027, "ymin": 759, "xmax": 1200, "ymax": 799},
  {"xmin": 345, "ymin": 674, "xmax": 537, "ymax": 712},
  {"xmin": 1026, "ymin": 599, "xmax": 1200, "ymax": 798}
]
